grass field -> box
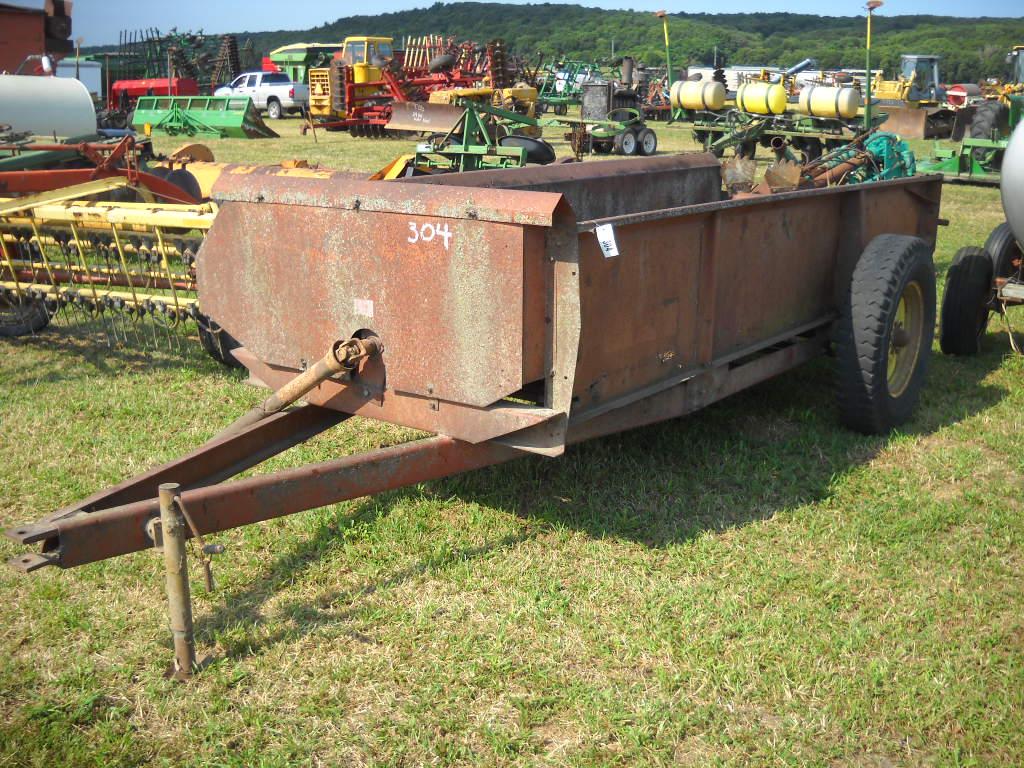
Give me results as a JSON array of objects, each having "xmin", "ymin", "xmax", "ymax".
[{"xmin": 1, "ymin": 118, "xmax": 1022, "ymax": 767}]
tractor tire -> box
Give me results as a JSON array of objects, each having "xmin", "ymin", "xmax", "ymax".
[
  {"xmin": 798, "ymin": 138, "xmax": 822, "ymax": 163},
  {"xmin": 499, "ymin": 135, "xmax": 556, "ymax": 165},
  {"xmin": 637, "ymin": 127, "xmax": 658, "ymax": 156},
  {"xmin": 969, "ymin": 100, "xmax": 1009, "ymax": 168},
  {"xmin": 736, "ymin": 140, "xmax": 756, "ymax": 159},
  {"xmin": 983, "ymin": 222, "xmax": 1023, "ymax": 305},
  {"xmin": 197, "ymin": 315, "xmax": 243, "ymax": 368},
  {"xmin": 613, "ymin": 129, "xmax": 638, "ymax": 155},
  {"xmin": 266, "ymin": 98, "xmax": 283, "ymax": 120},
  {"xmin": 554, "ymin": 103, "xmax": 568, "ymax": 116},
  {"xmin": 0, "ymin": 295, "xmax": 51, "ymax": 337},
  {"xmin": 836, "ymin": 234, "xmax": 936, "ymax": 434},
  {"xmin": 165, "ymin": 168, "xmax": 203, "ymax": 203},
  {"xmin": 428, "ymin": 54, "xmax": 456, "ymax": 73},
  {"xmin": 939, "ymin": 246, "xmax": 993, "ymax": 355}
]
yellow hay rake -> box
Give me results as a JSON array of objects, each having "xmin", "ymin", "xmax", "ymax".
[{"xmin": 0, "ymin": 183, "xmax": 222, "ymax": 358}]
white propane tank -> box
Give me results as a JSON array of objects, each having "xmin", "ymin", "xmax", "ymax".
[
  {"xmin": 797, "ymin": 85, "xmax": 860, "ymax": 120},
  {"xmin": 0, "ymin": 75, "xmax": 97, "ymax": 138},
  {"xmin": 670, "ymin": 80, "xmax": 726, "ymax": 111},
  {"xmin": 1001, "ymin": 121, "xmax": 1024, "ymax": 247}
]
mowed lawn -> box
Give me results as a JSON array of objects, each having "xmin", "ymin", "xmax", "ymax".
[{"xmin": 0, "ymin": 118, "xmax": 1022, "ymax": 767}]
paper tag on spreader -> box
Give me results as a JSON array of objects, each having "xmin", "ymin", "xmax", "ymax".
[{"xmin": 595, "ymin": 223, "xmax": 619, "ymax": 259}]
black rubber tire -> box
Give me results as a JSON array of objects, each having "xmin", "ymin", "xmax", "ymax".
[
  {"xmin": 939, "ymin": 246, "xmax": 993, "ymax": 356},
  {"xmin": 969, "ymin": 101, "xmax": 1009, "ymax": 167},
  {"xmin": 637, "ymin": 127, "xmax": 658, "ymax": 156},
  {"xmin": 736, "ymin": 140, "xmax": 756, "ymax": 159},
  {"xmin": 197, "ymin": 316, "xmax": 243, "ymax": 368},
  {"xmin": 592, "ymin": 140, "xmax": 613, "ymax": 154},
  {"xmin": 983, "ymin": 222, "xmax": 1022, "ymax": 298},
  {"xmin": 836, "ymin": 234, "xmax": 936, "ymax": 434},
  {"xmin": 164, "ymin": 168, "xmax": 203, "ymax": 203},
  {"xmin": 266, "ymin": 98, "xmax": 282, "ymax": 119},
  {"xmin": 498, "ymin": 135, "xmax": 556, "ymax": 165},
  {"xmin": 554, "ymin": 103, "xmax": 568, "ymax": 116},
  {"xmin": 428, "ymin": 54, "xmax": 456, "ymax": 73},
  {"xmin": 0, "ymin": 295, "xmax": 51, "ymax": 337},
  {"xmin": 613, "ymin": 129, "xmax": 638, "ymax": 155},
  {"xmin": 800, "ymin": 138, "xmax": 822, "ymax": 163}
]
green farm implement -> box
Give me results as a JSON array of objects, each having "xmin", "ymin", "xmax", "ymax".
[
  {"xmin": 918, "ymin": 95, "xmax": 1023, "ymax": 186},
  {"xmin": 537, "ymin": 60, "xmax": 601, "ymax": 115},
  {"xmin": 131, "ymin": 96, "xmax": 279, "ymax": 139}
]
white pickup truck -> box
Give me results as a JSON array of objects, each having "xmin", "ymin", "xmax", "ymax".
[{"xmin": 214, "ymin": 71, "xmax": 309, "ymax": 118}]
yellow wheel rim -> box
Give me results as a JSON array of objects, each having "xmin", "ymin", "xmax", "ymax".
[{"xmin": 887, "ymin": 280, "xmax": 924, "ymax": 398}]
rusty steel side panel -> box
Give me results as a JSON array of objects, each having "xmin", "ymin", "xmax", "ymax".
[
  {"xmin": 710, "ymin": 195, "xmax": 840, "ymax": 360},
  {"xmin": 210, "ymin": 170, "xmax": 564, "ymax": 227},
  {"xmin": 402, "ymin": 153, "xmax": 723, "ymax": 221},
  {"xmin": 572, "ymin": 215, "xmax": 704, "ymax": 409},
  {"xmin": 568, "ymin": 176, "xmax": 943, "ymax": 417},
  {"xmin": 200, "ymin": 201, "xmax": 546, "ymax": 408}
]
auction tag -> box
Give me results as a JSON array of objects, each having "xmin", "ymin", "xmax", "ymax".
[{"xmin": 594, "ymin": 223, "xmax": 619, "ymax": 258}]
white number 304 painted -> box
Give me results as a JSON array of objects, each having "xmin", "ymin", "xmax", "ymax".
[{"xmin": 407, "ymin": 221, "xmax": 453, "ymax": 250}]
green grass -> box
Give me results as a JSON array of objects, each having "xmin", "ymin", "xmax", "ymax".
[{"xmin": 1, "ymin": 117, "xmax": 1022, "ymax": 766}]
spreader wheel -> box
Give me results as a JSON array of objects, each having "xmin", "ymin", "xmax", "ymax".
[
  {"xmin": 0, "ymin": 295, "xmax": 51, "ymax": 337},
  {"xmin": 836, "ymin": 234, "xmax": 936, "ymax": 434},
  {"xmin": 939, "ymin": 246, "xmax": 993, "ymax": 356}
]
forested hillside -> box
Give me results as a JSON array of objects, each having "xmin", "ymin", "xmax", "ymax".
[{"xmin": 86, "ymin": 3, "xmax": 1022, "ymax": 84}]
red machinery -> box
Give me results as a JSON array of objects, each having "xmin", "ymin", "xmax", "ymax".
[
  {"xmin": 306, "ymin": 38, "xmax": 513, "ymax": 137},
  {"xmin": 108, "ymin": 77, "xmax": 200, "ymax": 112},
  {"xmin": 0, "ymin": 135, "xmax": 202, "ymax": 204}
]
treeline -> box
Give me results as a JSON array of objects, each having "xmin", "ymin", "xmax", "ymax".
[{"xmin": 99, "ymin": 3, "xmax": 1024, "ymax": 84}]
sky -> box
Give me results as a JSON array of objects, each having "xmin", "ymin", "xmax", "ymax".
[{"xmin": 16, "ymin": 0, "xmax": 1023, "ymax": 47}]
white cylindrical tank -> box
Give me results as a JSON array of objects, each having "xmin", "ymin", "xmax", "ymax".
[
  {"xmin": 1001, "ymin": 121, "xmax": 1024, "ymax": 247},
  {"xmin": 0, "ymin": 75, "xmax": 97, "ymax": 138},
  {"xmin": 797, "ymin": 85, "xmax": 860, "ymax": 119}
]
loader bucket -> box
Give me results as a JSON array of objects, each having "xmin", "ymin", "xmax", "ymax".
[
  {"xmin": 386, "ymin": 101, "xmax": 466, "ymax": 134},
  {"xmin": 132, "ymin": 96, "xmax": 279, "ymax": 140},
  {"xmin": 878, "ymin": 105, "xmax": 954, "ymax": 140}
]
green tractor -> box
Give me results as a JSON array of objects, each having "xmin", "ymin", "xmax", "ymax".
[{"xmin": 920, "ymin": 46, "xmax": 1024, "ymax": 184}]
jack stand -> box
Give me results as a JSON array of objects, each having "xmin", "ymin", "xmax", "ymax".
[{"xmin": 156, "ymin": 482, "xmax": 208, "ymax": 681}]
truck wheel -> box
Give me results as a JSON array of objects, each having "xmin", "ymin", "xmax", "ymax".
[
  {"xmin": 0, "ymin": 295, "xmax": 51, "ymax": 337},
  {"xmin": 836, "ymin": 234, "xmax": 935, "ymax": 434},
  {"xmin": 197, "ymin": 315, "xmax": 243, "ymax": 368},
  {"xmin": 267, "ymin": 98, "xmax": 283, "ymax": 120},
  {"xmin": 637, "ymin": 127, "xmax": 658, "ymax": 156},
  {"xmin": 983, "ymin": 222, "xmax": 1022, "ymax": 308},
  {"xmin": 613, "ymin": 129, "xmax": 638, "ymax": 155},
  {"xmin": 939, "ymin": 246, "xmax": 993, "ymax": 356}
]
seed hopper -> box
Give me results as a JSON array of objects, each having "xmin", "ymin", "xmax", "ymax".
[{"xmin": 6, "ymin": 155, "xmax": 943, "ymax": 672}]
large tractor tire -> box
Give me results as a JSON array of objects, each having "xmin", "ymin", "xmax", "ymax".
[
  {"xmin": 836, "ymin": 234, "xmax": 935, "ymax": 434},
  {"xmin": 939, "ymin": 246, "xmax": 993, "ymax": 356},
  {"xmin": 969, "ymin": 100, "xmax": 1009, "ymax": 169}
]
